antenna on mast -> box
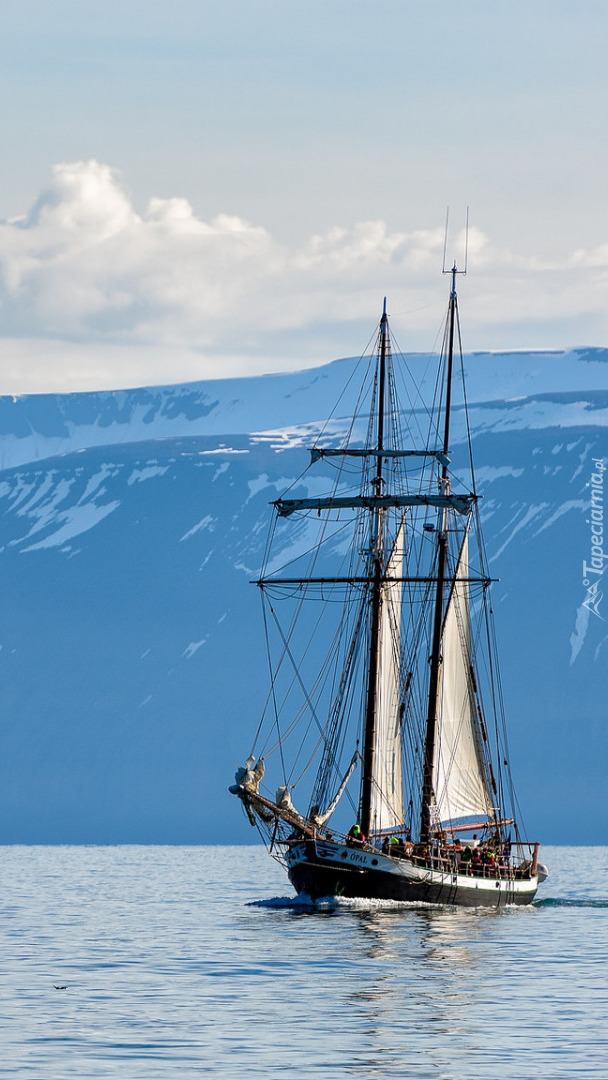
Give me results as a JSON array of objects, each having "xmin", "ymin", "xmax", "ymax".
[
  {"xmin": 442, "ymin": 206, "xmax": 469, "ymax": 276},
  {"xmin": 442, "ymin": 208, "xmax": 450, "ymax": 274}
]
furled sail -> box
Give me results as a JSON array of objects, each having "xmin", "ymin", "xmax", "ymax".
[
  {"xmin": 432, "ymin": 532, "xmax": 494, "ymax": 823},
  {"xmin": 312, "ymin": 751, "xmax": 359, "ymax": 827},
  {"xmin": 369, "ymin": 522, "xmax": 405, "ymax": 833}
]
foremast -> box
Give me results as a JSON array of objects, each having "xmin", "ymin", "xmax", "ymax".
[
  {"xmin": 360, "ymin": 299, "xmax": 389, "ymax": 840},
  {"xmin": 272, "ymin": 299, "xmax": 398, "ymax": 839}
]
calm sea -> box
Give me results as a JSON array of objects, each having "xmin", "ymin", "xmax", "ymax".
[{"xmin": 0, "ymin": 845, "xmax": 605, "ymax": 1079}]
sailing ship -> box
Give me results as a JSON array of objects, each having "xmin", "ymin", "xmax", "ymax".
[{"xmin": 230, "ymin": 267, "xmax": 548, "ymax": 907}]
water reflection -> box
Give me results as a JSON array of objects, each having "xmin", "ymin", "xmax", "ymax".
[
  {"xmin": 276, "ymin": 902, "xmax": 532, "ymax": 1077},
  {"xmin": 221, "ymin": 851, "xmax": 608, "ymax": 1078},
  {"xmin": 1, "ymin": 847, "xmax": 602, "ymax": 1080}
]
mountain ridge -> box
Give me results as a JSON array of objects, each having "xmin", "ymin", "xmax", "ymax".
[
  {"xmin": 0, "ymin": 350, "xmax": 605, "ymax": 844},
  {"xmin": 3, "ymin": 345, "xmax": 608, "ymax": 471}
]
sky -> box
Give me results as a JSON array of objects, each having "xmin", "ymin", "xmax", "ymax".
[{"xmin": 1, "ymin": 0, "xmax": 608, "ymax": 394}]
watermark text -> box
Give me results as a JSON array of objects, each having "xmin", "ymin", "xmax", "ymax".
[{"xmin": 582, "ymin": 458, "xmax": 606, "ymax": 618}]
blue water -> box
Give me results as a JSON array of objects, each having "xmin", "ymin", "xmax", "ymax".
[{"xmin": 0, "ymin": 845, "xmax": 606, "ymax": 1078}]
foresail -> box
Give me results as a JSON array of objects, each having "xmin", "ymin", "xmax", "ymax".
[
  {"xmin": 432, "ymin": 532, "xmax": 494, "ymax": 824},
  {"xmin": 370, "ymin": 522, "xmax": 405, "ymax": 833}
]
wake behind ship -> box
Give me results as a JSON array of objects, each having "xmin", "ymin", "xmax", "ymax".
[{"xmin": 230, "ymin": 268, "xmax": 547, "ymax": 907}]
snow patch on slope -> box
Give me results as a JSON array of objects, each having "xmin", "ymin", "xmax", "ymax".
[
  {"xmin": 180, "ymin": 516, "xmax": 216, "ymax": 541},
  {"xmin": 23, "ymin": 500, "xmax": 121, "ymax": 551},
  {"xmin": 183, "ymin": 640, "xmax": 207, "ymax": 658},
  {"xmin": 127, "ymin": 464, "xmax": 169, "ymax": 485},
  {"xmin": 0, "ymin": 466, "xmax": 122, "ymax": 552}
]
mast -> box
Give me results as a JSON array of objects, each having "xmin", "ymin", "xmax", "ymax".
[
  {"xmin": 420, "ymin": 265, "xmax": 458, "ymax": 842},
  {"xmin": 360, "ymin": 299, "xmax": 388, "ymax": 839}
]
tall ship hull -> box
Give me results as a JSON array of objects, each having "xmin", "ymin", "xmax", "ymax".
[
  {"xmin": 286, "ymin": 839, "xmax": 540, "ymax": 908},
  {"xmin": 231, "ymin": 266, "xmax": 547, "ymax": 908}
]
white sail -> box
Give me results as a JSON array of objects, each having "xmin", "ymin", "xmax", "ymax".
[
  {"xmin": 432, "ymin": 532, "xmax": 494, "ymax": 824},
  {"xmin": 369, "ymin": 522, "xmax": 405, "ymax": 833}
]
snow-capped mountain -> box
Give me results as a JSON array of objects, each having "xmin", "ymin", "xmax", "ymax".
[{"xmin": 0, "ymin": 348, "xmax": 606, "ymax": 844}]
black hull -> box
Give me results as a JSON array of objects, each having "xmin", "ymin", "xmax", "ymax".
[{"xmin": 287, "ymin": 845, "xmax": 537, "ymax": 908}]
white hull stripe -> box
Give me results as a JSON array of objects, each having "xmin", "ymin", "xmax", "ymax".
[{"xmin": 286, "ymin": 841, "xmax": 538, "ymax": 897}]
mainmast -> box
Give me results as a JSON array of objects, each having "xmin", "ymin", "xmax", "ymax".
[
  {"xmin": 360, "ymin": 299, "xmax": 388, "ymax": 839},
  {"xmin": 420, "ymin": 265, "xmax": 459, "ymax": 842}
]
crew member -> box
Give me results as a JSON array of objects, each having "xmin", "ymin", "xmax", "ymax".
[{"xmin": 347, "ymin": 824, "xmax": 365, "ymax": 846}]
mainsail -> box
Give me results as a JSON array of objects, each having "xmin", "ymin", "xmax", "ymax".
[
  {"xmin": 369, "ymin": 522, "xmax": 405, "ymax": 833},
  {"xmin": 432, "ymin": 532, "xmax": 494, "ymax": 824}
]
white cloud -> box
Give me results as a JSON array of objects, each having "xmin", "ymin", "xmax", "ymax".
[{"xmin": 0, "ymin": 160, "xmax": 607, "ymax": 394}]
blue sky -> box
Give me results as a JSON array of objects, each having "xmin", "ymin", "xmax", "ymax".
[{"xmin": 0, "ymin": 0, "xmax": 607, "ymax": 392}]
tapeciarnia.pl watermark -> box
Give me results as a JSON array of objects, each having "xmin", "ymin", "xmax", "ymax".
[{"xmin": 582, "ymin": 458, "xmax": 606, "ymax": 619}]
